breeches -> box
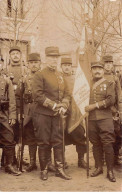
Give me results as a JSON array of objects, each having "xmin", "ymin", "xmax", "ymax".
[
  {"xmin": 89, "ymin": 119, "xmax": 115, "ymax": 147},
  {"xmin": 0, "ymin": 123, "xmax": 15, "ymax": 148},
  {"xmin": 33, "ymin": 114, "xmax": 63, "ymax": 147}
]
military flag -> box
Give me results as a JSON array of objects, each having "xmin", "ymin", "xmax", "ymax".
[{"xmin": 67, "ymin": 26, "xmax": 90, "ymax": 133}]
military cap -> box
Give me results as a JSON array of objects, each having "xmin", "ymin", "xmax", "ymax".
[
  {"xmin": 28, "ymin": 53, "xmax": 41, "ymax": 61},
  {"xmin": 0, "ymin": 54, "xmax": 4, "ymax": 61},
  {"xmin": 45, "ymin": 46, "xmax": 60, "ymax": 56},
  {"xmin": 102, "ymin": 55, "xmax": 113, "ymax": 62},
  {"xmin": 61, "ymin": 57, "xmax": 72, "ymax": 65},
  {"xmin": 9, "ymin": 46, "xmax": 21, "ymax": 53},
  {"xmin": 91, "ymin": 61, "xmax": 104, "ymax": 69}
]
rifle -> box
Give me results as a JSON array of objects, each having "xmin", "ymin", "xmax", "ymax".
[
  {"xmin": 85, "ymin": 113, "xmax": 89, "ymax": 178},
  {"xmin": 17, "ymin": 78, "xmax": 24, "ymax": 172}
]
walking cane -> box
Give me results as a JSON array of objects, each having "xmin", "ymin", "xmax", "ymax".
[
  {"xmin": 85, "ymin": 113, "xmax": 89, "ymax": 178},
  {"xmin": 60, "ymin": 113, "xmax": 66, "ymax": 170}
]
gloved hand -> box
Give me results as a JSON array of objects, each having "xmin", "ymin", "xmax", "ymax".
[
  {"xmin": 59, "ymin": 107, "xmax": 67, "ymax": 115},
  {"xmin": 56, "ymin": 103, "xmax": 68, "ymax": 109},
  {"xmin": 9, "ymin": 119, "xmax": 16, "ymax": 127},
  {"xmin": 56, "ymin": 103, "xmax": 63, "ymax": 108},
  {"xmin": 53, "ymin": 103, "xmax": 67, "ymax": 114}
]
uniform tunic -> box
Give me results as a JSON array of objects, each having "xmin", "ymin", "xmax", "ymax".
[
  {"xmin": 7, "ymin": 63, "xmax": 25, "ymax": 142},
  {"xmin": 32, "ymin": 67, "xmax": 70, "ymax": 147},
  {"xmin": 89, "ymin": 78, "xmax": 115, "ymax": 146}
]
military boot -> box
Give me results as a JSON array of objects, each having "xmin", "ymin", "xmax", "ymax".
[
  {"xmin": 38, "ymin": 146, "xmax": 48, "ymax": 180},
  {"xmin": 78, "ymin": 153, "xmax": 87, "ymax": 169},
  {"xmin": 55, "ymin": 161, "xmax": 72, "ymax": 180},
  {"xmin": 4, "ymin": 147, "xmax": 21, "ymax": 176},
  {"xmin": 54, "ymin": 146, "xmax": 71, "ymax": 180},
  {"xmin": 105, "ymin": 145, "xmax": 116, "ymax": 182},
  {"xmin": 91, "ymin": 146, "xmax": 103, "ymax": 177},
  {"xmin": 46, "ymin": 147, "xmax": 56, "ymax": 172},
  {"xmin": 26, "ymin": 145, "xmax": 37, "ymax": 172},
  {"xmin": 41, "ymin": 167, "xmax": 48, "ymax": 181}
]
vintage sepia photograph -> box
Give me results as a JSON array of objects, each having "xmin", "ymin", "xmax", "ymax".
[{"xmin": 0, "ymin": 0, "xmax": 122, "ymax": 192}]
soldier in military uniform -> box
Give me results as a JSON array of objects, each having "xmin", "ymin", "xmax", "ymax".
[
  {"xmin": 16, "ymin": 53, "xmax": 41, "ymax": 172},
  {"xmin": 7, "ymin": 46, "xmax": 28, "ymax": 166},
  {"xmin": 0, "ymin": 53, "xmax": 21, "ymax": 175},
  {"xmin": 102, "ymin": 55, "xmax": 121, "ymax": 165},
  {"xmin": 85, "ymin": 61, "xmax": 116, "ymax": 182},
  {"xmin": 32, "ymin": 47, "xmax": 71, "ymax": 180},
  {"xmin": 61, "ymin": 57, "xmax": 87, "ymax": 169}
]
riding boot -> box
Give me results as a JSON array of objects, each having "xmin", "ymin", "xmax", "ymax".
[
  {"xmin": 54, "ymin": 145, "xmax": 71, "ymax": 180},
  {"xmin": 91, "ymin": 145, "xmax": 103, "ymax": 177},
  {"xmin": 76, "ymin": 145, "xmax": 87, "ymax": 169},
  {"xmin": 46, "ymin": 146, "xmax": 56, "ymax": 172},
  {"xmin": 104, "ymin": 144, "xmax": 116, "ymax": 182},
  {"xmin": 78, "ymin": 153, "xmax": 87, "ymax": 169},
  {"xmin": 26, "ymin": 145, "xmax": 37, "ymax": 172},
  {"xmin": 4, "ymin": 147, "xmax": 21, "ymax": 176},
  {"xmin": 38, "ymin": 146, "xmax": 48, "ymax": 180}
]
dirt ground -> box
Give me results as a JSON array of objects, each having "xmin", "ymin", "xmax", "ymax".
[{"xmin": 0, "ymin": 145, "xmax": 121, "ymax": 192}]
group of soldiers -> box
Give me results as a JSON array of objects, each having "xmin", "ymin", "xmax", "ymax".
[{"xmin": 0, "ymin": 45, "xmax": 122, "ymax": 183}]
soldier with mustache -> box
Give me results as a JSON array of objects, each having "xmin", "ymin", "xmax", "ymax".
[{"xmin": 85, "ymin": 61, "xmax": 116, "ymax": 182}]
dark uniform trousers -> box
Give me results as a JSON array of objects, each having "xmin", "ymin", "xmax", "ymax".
[
  {"xmin": 0, "ymin": 123, "xmax": 15, "ymax": 149},
  {"xmin": 33, "ymin": 113, "xmax": 63, "ymax": 170},
  {"xmin": 0, "ymin": 122, "xmax": 16, "ymax": 167},
  {"xmin": 33, "ymin": 114, "xmax": 62, "ymax": 147},
  {"xmin": 89, "ymin": 78, "xmax": 115, "ymax": 170},
  {"xmin": 89, "ymin": 119, "xmax": 115, "ymax": 168}
]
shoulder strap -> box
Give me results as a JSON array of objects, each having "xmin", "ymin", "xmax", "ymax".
[{"xmin": 92, "ymin": 77, "xmax": 106, "ymax": 90}]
